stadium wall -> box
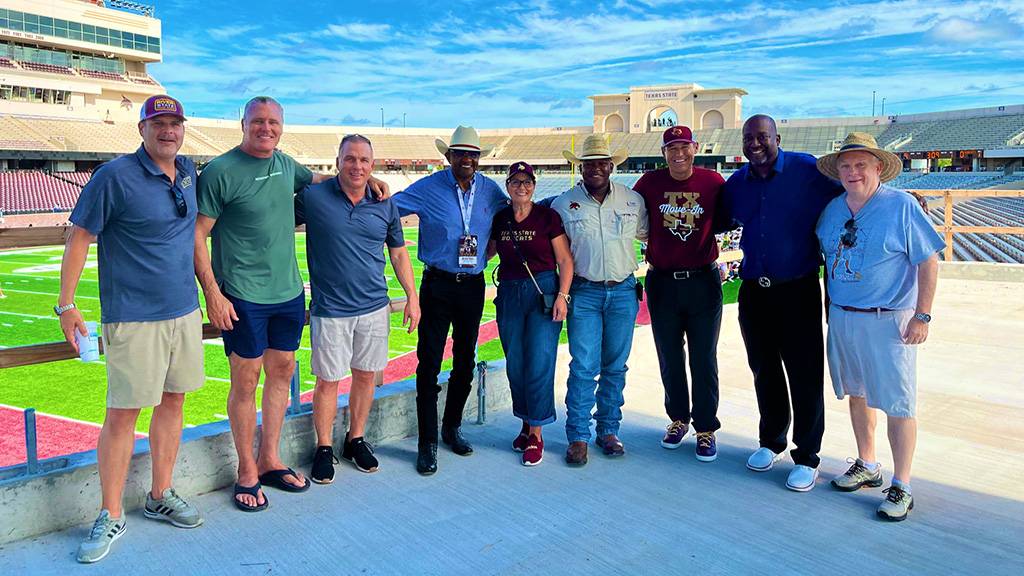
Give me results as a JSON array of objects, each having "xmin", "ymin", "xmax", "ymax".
[{"xmin": 0, "ymin": 370, "xmax": 512, "ymax": 544}]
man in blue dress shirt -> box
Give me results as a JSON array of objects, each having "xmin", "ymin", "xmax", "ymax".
[
  {"xmin": 723, "ymin": 114, "xmax": 844, "ymax": 492},
  {"xmin": 393, "ymin": 126, "xmax": 508, "ymax": 475}
]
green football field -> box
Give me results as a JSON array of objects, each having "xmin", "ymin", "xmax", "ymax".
[{"xmin": 0, "ymin": 229, "xmax": 738, "ymax": 433}]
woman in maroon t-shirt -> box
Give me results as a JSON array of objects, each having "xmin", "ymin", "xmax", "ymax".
[{"xmin": 486, "ymin": 162, "xmax": 573, "ymax": 467}]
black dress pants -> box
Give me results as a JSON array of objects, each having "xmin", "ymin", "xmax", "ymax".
[
  {"xmin": 415, "ymin": 270, "xmax": 485, "ymax": 443},
  {"xmin": 737, "ymin": 274, "xmax": 825, "ymax": 468},
  {"xmin": 646, "ymin": 267, "xmax": 723, "ymax": 433}
]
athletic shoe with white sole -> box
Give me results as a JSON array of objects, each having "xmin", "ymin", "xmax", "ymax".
[
  {"xmin": 786, "ymin": 465, "xmax": 819, "ymax": 492},
  {"xmin": 831, "ymin": 458, "xmax": 883, "ymax": 492},
  {"xmin": 76, "ymin": 510, "xmax": 126, "ymax": 564},
  {"xmin": 144, "ymin": 488, "xmax": 203, "ymax": 528},
  {"xmin": 877, "ymin": 485, "xmax": 914, "ymax": 521},
  {"xmin": 661, "ymin": 420, "xmax": 690, "ymax": 449},
  {"xmin": 746, "ymin": 447, "xmax": 784, "ymax": 472}
]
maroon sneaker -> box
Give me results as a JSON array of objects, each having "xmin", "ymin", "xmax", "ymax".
[
  {"xmin": 512, "ymin": 422, "xmax": 530, "ymax": 453},
  {"xmin": 661, "ymin": 420, "xmax": 690, "ymax": 449},
  {"xmin": 522, "ymin": 434, "xmax": 544, "ymax": 466}
]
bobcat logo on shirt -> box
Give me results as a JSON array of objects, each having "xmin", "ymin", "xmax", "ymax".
[
  {"xmin": 569, "ymin": 201, "xmax": 581, "ymax": 210},
  {"xmin": 658, "ymin": 191, "xmax": 704, "ymax": 242}
]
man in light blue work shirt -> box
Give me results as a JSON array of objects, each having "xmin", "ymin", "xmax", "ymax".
[
  {"xmin": 296, "ymin": 135, "xmax": 420, "ymax": 483},
  {"xmin": 393, "ymin": 125, "xmax": 508, "ymax": 475}
]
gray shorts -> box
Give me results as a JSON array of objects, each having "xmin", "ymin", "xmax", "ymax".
[
  {"xmin": 102, "ymin": 308, "xmax": 205, "ymax": 409},
  {"xmin": 826, "ymin": 305, "xmax": 917, "ymax": 418},
  {"xmin": 310, "ymin": 305, "xmax": 390, "ymax": 381}
]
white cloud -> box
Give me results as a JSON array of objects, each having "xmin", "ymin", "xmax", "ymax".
[{"xmin": 326, "ymin": 23, "xmax": 392, "ymax": 38}]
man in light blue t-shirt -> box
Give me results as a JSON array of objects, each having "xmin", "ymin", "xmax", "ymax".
[
  {"xmin": 815, "ymin": 133, "xmax": 944, "ymax": 522},
  {"xmin": 295, "ymin": 135, "xmax": 419, "ymax": 483}
]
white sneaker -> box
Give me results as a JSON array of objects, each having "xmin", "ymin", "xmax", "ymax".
[
  {"xmin": 746, "ymin": 447, "xmax": 784, "ymax": 472},
  {"xmin": 786, "ymin": 465, "xmax": 819, "ymax": 492}
]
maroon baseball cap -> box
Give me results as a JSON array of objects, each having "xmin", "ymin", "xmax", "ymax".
[
  {"xmin": 662, "ymin": 125, "xmax": 695, "ymax": 148},
  {"xmin": 140, "ymin": 94, "xmax": 186, "ymax": 122},
  {"xmin": 507, "ymin": 161, "xmax": 536, "ymax": 181}
]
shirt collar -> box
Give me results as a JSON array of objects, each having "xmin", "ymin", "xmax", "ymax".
[
  {"xmin": 331, "ymin": 176, "xmax": 373, "ymax": 205},
  {"xmin": 744, "ymin": 148, "xmax": 786, "ymax": 181},
  {"xmin": 134, "ymin": 145, "xmax": 183, "ymax": 180},
  {"xmin": 444, "ymin": 168, "xmax": 478, "ymax": 192}
]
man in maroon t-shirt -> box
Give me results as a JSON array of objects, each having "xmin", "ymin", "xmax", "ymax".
[{"xmin": 633, "ymin": 125, "xmax": 726, "ymax": 462}]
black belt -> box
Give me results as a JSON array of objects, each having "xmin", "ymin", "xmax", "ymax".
[
  {"xmin": 745, "ymin": 272, "xmax": 817, "ymax": 288},
  {"xmin": 574, "ymin": 275, "xmax": 627, "ymax": 287},
  {"xmin": 649, "ymin": 263, "xmax": 716, "ymax": 280},
  {"xmin": 425, "ymin": 268, "xmax": 483, "ymax": 283},
  {"xmin": 838, "ymin": 305, "xmax": 895, "ymax": 313}
]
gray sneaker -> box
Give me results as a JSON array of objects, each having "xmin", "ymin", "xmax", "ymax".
[
  {"xmin": 76, "ymin": 510, "xmax": 126, "ymax": 564},
  {"xmin": 877, "ymin": 485, "xmax": 914, "ymax": 521},
  {"xmin": 144, "ymin": 488, "xmax": 204, "ymax": 528},
  {"xmin": 831, "ymin": 458, "xmax": 884, "ymax": 492}
]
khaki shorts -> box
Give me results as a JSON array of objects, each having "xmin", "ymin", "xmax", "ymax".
[
  {"xmin": 310, "ymin": 305, "xmax": 390, "ymax": 381},
  {"xmin": 102, "ymin": 308, "xmax": 205, "ymax": 409}
]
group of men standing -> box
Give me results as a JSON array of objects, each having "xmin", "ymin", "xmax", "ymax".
[{"xmin": 56, "ymin": 93, "xmax": 941, "ymax": 563}]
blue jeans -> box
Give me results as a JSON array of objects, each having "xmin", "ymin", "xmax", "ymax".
[
  {"xmin": 495, "ymin": 271, "xmax": 561, "ymax": 426},
  {"xmin": 565, "ymin": 275, "xmax": 639, "ymax": 442}
]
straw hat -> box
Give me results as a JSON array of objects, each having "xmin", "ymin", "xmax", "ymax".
[
  {"xmin": 435, "ymin": 125, "xmax": 494, "ymax": 156},
  {"xmin": 816, "ymin": 132, "xmax": 902, "ymax": 182},
  {"xmin": 563, "ymin": 134, "xmax": 629, "ymax": 166}
]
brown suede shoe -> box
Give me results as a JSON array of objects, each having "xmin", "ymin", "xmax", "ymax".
[
  {"xmin": 565, "ymin": 441, "xmax": 588, "ymax": 466},
  {"xmin": 596, "ymin": 434, "xmax": 625, "ymax": 457}
]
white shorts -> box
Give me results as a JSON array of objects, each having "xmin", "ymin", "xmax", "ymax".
[
  {"xmin": 310, "ymin": 305, "xmax": 390, "ymax": 381},
  {"xmin": 826, "ymin": 305, "xmax": 917, "ymax": 418}
]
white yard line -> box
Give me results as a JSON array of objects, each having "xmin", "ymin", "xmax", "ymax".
[
  {"xmin": 0, "ymin": 402, "xmax": 148, "ymax": 437},
  {"xmin": 1, "ymin": 289, "xmax": 99, "ymax": 300},
  {"xmin": 0, "ymin": 310, "xmax": 56, "ymax": 320}
]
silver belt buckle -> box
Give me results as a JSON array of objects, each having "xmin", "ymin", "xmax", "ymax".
[
  {"xmin": 757, "ymin": 276, "xmax": 771, "ymax": 288},
  {"xmin": 672, "ymin": 271, "xmax": 690, "ymax": 280}
]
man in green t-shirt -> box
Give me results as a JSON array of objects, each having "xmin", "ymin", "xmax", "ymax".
[{"xmin": 195, "ymin": 96, "xmax": 327, "ymax": 511}]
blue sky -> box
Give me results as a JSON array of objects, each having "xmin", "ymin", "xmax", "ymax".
[{"xmin": 147, "ymin": 0, "xmax": 1024, "ymax": 128}]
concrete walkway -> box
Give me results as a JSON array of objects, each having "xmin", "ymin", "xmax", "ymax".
[{"xmin": 0, "ymin": 278, "xmax": 1021, "ymax": 575}]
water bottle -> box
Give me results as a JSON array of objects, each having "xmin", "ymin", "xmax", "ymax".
[{"xmin": 76, "ymin": 321, "xmax": 99, "ymax": 362}]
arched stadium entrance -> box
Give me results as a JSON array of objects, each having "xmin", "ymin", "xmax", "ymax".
[
  {"xmin": 701, "ymin": 109, "xmax": 725, "ymax": 130},
  {"xmin": 603, "ymin": 113, "xmax": 625, "ymax": 132},
  {"xmin": 646, "ymin": 105, "xmax": 678, "ymax": 132}
]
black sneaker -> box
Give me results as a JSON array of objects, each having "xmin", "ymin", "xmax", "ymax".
[
  {"xmin": 310, "ymin": 446, "xmax": 338, "ymax": 484},
  {"xmin": 342, "ymin": 437, "xmax": 379, "ymax": 473}
]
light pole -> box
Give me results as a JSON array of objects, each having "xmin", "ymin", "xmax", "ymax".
[
  {"xmin": 872, "ymin": 90, "xmax": 876, "ymax": 116},
  {"xmin": 380, "ymin": 107, "xmax": 384, "ymax": 128},
  {"xmin": 881, "ymin": 97, "xmax": 886, "ymax": 117}
]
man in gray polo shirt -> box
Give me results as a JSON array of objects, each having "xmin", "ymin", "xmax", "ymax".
[{"xmin": 296, "ymin": 134, "xmax": 420, "ymax": 482}]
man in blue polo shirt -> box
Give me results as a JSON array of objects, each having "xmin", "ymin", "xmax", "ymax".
[
  {"xmin": 58, "ymin": 94, "xmax": 204, "ymax": 563},
  {"xmin": 296, "ymin": 134, "xmax": 420, "ymax": 483},
  {"xmin": 723, "ymin": 114, "xmax": 844, "ymax": 492},
  {"xmin": 393, "ymin": 125, "xmax": 508, "ymax": 475}
]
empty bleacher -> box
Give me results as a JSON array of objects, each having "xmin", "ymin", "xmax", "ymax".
[
  {"xmin": 16, "ymin": 61, "xmax": 74, "ymax": 75},
  {"xmin": 0, "ymin": 172, "xmax": 82, "ymax": 214},
  {"xmin": 929, "ymin": 199, "xmax": 1024, "ymax": 263},
  {"xmin": 878, "ymin": 114, "xmax": 1024, "ymax": 151},
  {"xmin": 76, "ymin": 69, "xmax": 128, "ymax": 83},
  {"xmin": 0, "ymin": 56, "xmax": 16, "ymax": 69}
]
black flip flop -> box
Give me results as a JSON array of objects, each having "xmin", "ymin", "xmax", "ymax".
[
  {"xmin": 233, "ymin": 482, "xmax": 269, "ymax": 512},
  {"xmin": 258, "ymin": 467, "xmax": 311, "ymax": 493}
]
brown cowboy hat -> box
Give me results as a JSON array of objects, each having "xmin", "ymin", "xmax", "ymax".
[{"xmin": 816, "ymin": 132, "xmax": 902, "ymax": 182}]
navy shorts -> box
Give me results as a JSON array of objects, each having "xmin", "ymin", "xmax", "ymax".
[{"xmin": 221, "ymin": 291, "xmax": 306, "ymax": 359}]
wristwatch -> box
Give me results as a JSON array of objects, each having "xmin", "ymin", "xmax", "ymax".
[
  {"xmin": 54, "ymin": 302, "xmax": 76, "ymax": 316},
  {"xmin": 558, "ymin": 292, "xmax": 571, "ymax": 304},
  {"xmin": 913, "ymin": 312, "xmax": 932, "ymax": 323}
]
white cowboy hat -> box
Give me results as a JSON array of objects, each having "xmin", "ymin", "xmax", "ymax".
[
  {"xmin": 816, "ymin": 132, "xmax": 902, "ymax": 183},
  {"xmin": 435, "ymin": 125, "xmax": 494, "ymax": 156},
  {"xmin": 563, "ymin": 134, "xmax": 629, "ymax": 166}
]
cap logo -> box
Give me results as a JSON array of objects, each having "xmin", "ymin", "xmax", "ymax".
[
  {"xmin": 672, "ymin": 127, "xmax": 682, "ymax": 135},
  {"xmin": 153, "ymin": 98, "xmax": 177, "ymax": 111},
  {"xmin": 517, "ymin": 164, "xmax": 524, "ymax": 170}
]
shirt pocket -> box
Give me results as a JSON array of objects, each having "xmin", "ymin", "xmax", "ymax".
[
  {"xmin": 614, "ymin": 208, "xmax": 640, "ymax": 238},
  {"xmin": 563, "ymin": 211, "xmax": 589, "ymax": 236}
]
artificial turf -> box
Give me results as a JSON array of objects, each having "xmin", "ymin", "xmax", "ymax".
[{"xmin": 0, "ymin": 229, "xmax": 739, "ymax": 432}]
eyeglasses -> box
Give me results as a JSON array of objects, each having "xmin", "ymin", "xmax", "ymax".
[
  {"xmin": 170, "ymin": 185, "xmax": 187, "ymax": 218},
  {"xmin": 840, "ymin": 218, "xmax": 857, "ymax": 248},
  {"xmin": 507, "ymin": 179, "xmax": 535, "ymax": 189},
  {"xmin": 449, "ymin": 149, "xmax": 480, "ymax": 159}
]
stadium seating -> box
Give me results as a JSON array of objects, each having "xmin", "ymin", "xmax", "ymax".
[
  {"xmin": 76, "ymin": 69, "xmax": 128, "ymax": 82},
  {"xmin": 878, "ymin": 114, "xmax": 1024, "ymax": 151},
  {"xmin": 0, "ymin": 172, "xmax": 82, "ymax": 214},
  {"xmin": 0, "ymin": 57, "xmax": 16, "ymax": 69},
  {"xmin": 16, "ymin": 61, "xmax": 74, "ymax": 75}
]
